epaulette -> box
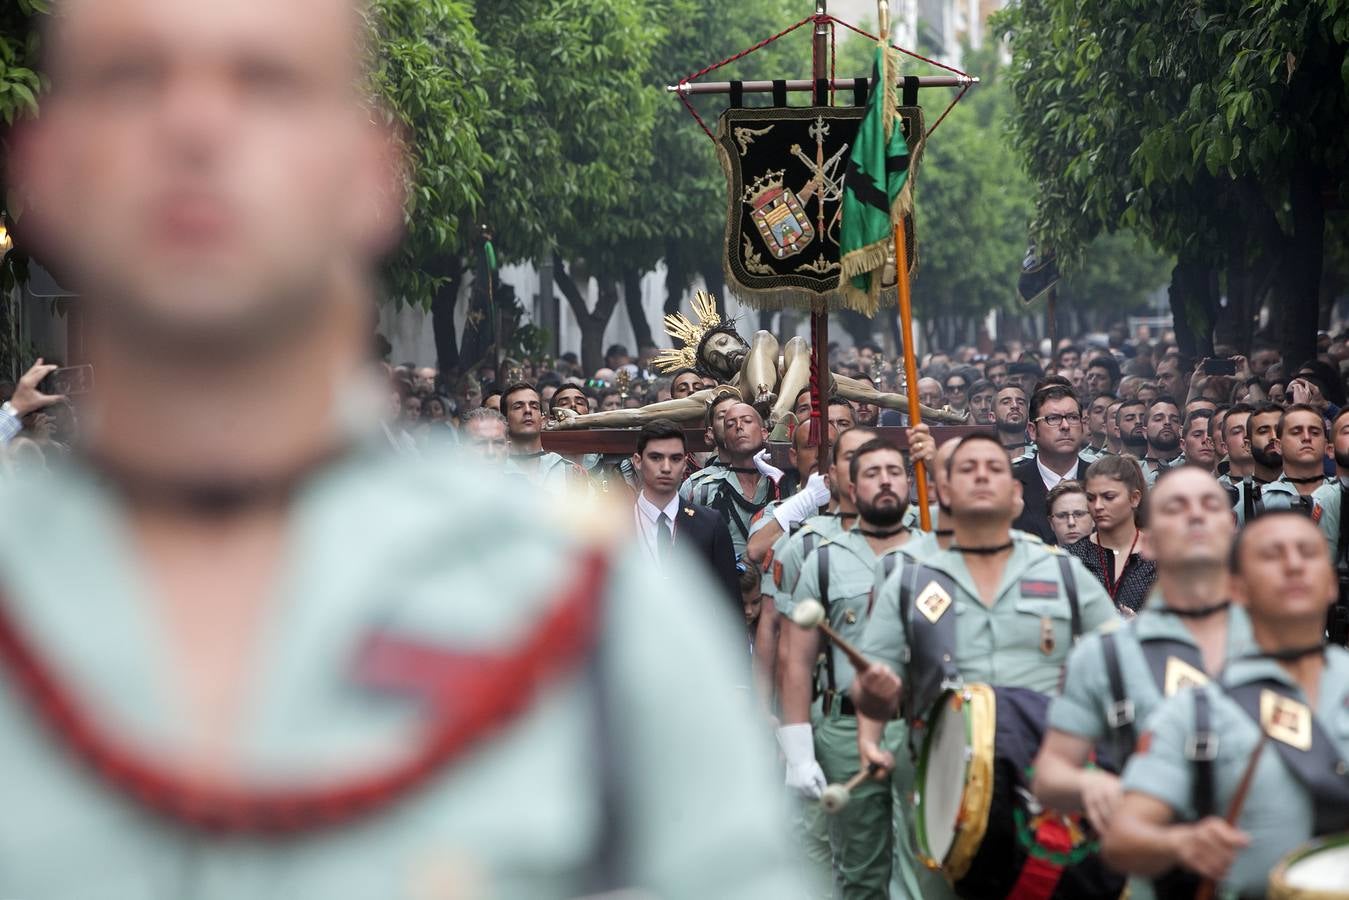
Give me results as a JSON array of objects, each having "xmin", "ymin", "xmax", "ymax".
[
  {"xmin": 1011, "ymin": 529, "xmax": 1046, "ymax": 545},
  {"xmin": 1041, "ymin": 543, "xmax": 1067, "ymax": 556}
]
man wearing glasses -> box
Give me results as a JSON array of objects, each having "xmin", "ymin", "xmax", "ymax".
[{"xmin": 1013, "ymin": 385, "xmax": 1093, "ymax": 543}]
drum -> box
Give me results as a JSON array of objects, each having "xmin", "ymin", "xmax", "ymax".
[
  {"xmin": 914, "ymin": 683, "xmax": 1124, "ymax": 900},
  {"xmin": 1269, "ymin": 834, "xmax": 1349, "ymax": 899}
]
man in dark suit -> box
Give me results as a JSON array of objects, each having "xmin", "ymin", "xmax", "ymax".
[
  {"xmin": 1013, "ymin": 384, "xmax": 1093, "ymax": 544},
  {"xmin": 632, "ymin": 419, "xmax": 741, "ymax": 611}
]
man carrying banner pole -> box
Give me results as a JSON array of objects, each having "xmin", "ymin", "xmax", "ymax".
[{"xmin": 838, "ymin": 1, "xmax": 931, "ymax": 530}]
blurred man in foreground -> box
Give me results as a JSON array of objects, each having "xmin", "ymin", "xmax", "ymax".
[{"xmin": 0, "ymin": 1, "xmax": 799, "ymax": 897}]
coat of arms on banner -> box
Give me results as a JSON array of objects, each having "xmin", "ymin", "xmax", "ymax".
[{"xmin": 716, "ymin": 104, "xmax": 922, "ymax": 308}]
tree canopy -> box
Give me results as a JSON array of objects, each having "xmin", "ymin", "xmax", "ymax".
[{"xmin": 997, "ymin": 0, "xmax": 1349, "ymax": 361}]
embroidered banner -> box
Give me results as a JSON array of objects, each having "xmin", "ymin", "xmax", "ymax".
[{"xmin": 716, "ymin": 104, "xmax": 922, "ymax": 311}]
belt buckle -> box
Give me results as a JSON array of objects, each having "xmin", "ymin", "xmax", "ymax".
[
  {"xmin": 1106, "ymin": 698, "xmax": 1135, "ymax": 728},
  {"xmin": 1185, "ymin": 732, "xmax": 1218, "ymax": 761}
]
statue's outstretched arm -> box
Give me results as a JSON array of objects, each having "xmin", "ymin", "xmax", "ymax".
[
  {"xmin": 550, "ymin": 389, "xmax": 728, "ymax": 430},
  {"xmin": 832, "ymin": 372, "xmax": 968, "ymax": 425}
]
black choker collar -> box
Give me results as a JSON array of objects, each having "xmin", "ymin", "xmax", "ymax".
[
  {"xmin": 859, "ymin": 526, "xmax": 907, "ymax": 538},
  {"xmin": 1284, "ymin": 474, "xmax": 1327, "ymax": 485},
  {"xmin": 81, "ymin": 445, "xmax": 349, "ymax": 517},
  {"xmin": 935, "ymin": 529, "xmax": 954, "ymax": 537},
  {"xmin": 1159, "ymin": 600, "xmax": 1231, "ymax": 619},
  {"xmin": 1254, "ymin": 643, "xmax": 1325, "ymax": 664},
  {"xmin": 954, "ymin": 541, "xmax": 1014, "ymax": 556}
]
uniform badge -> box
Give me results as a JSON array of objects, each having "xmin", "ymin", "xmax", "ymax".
[
  {"xmin": 1261, "ymin": 689, "xmax": 1313, "ymax": 751},
  {"xmin": 1163, "ymin": 656, "xmax": 1209, "ymax": 696},
  {"xmin": 773, "ymin": 560, "xmax": 785, "ymax": 588},
  {"xmin": 916, "ymin": 581, "xmax": 952, "ymax": 623},
  {"xmin": 1020, "ymin": 580, "xmax": 1059, "ymax": 599},
  {"xmin": 684, "ymin": 507, "xmax": 695, "ymax": 517},
  {"xmin": 1039, "ymin": 617, "xmax": 1055, "ymax": 655},
  {"xmin": 845, "ymin": 609, "xmax": 859, "ymax": 626}
]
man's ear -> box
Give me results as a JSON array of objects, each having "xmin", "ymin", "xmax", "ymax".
[{"xmin": 631, "ymin": 452, "xmax": 642, "ymax": 471}]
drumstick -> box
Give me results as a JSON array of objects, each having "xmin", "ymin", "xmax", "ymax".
[
  {"xmin": 1194, "ymin": 731, "xmax": 1267, "ymax": 900},
  {"xmin": 790, "ymin": 599, "xmax": 872, "ymax": 673},
  {"xmin": 821, "ymin": 763, "xmax": 883, "ymax": 814}
]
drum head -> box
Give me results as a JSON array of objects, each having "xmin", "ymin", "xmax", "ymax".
[
  {"xmin": 1284, "ymin": 841, "xmax": 1349, "ymax": 893},
  {"xmin": 920, "ymin": 694, "xmax": 970, "ymax": 863}
]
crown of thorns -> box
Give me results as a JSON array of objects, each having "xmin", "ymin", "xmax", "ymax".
[{"xmin": 654, "ymin": 291, "xmax": 735, "ymax": 374}]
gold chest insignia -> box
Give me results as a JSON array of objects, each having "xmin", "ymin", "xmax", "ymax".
[
  {"xmin": 844, "ymin": 609, "xmax": 859, "ymax": 626},
  {"xmin": 1261, "ymin": 689, "xmax": 1313, "ymax": 751},
  {"xmin": 1163, "ymin": 657, "xmax": 1209, "ymax": 697},
  {"xmin": 916, "ymin": 581, "xmax": 952, "ymax": 624}
]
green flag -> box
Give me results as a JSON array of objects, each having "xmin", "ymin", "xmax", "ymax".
[{"xmin": 838, "ymin": 45, "xmax": 916, "ymax": 315}]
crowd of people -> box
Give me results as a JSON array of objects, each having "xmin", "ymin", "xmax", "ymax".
[
  {"xmin": 3, "ymin": 0, "xmax": 1348, "ymax": 897},
  {"xmin": 7, "ymin": 321, "xmax": 1349, "ymax": 899}
]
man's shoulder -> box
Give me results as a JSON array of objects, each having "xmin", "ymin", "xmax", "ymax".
[{"xmin": 680, "ymin": 501, "xmax": 722, "ymax": 530}]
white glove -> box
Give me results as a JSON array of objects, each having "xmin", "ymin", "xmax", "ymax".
[
  {"xmin": 753, "ymin": 448, "xmax": 785, "ymax": 483},
  {"xmin": 777, "ymin": 723, "xmax": 827, "ymax": 799},
  {"xmin": 773, "ymin": 472, "xmax": 832, "ymax": 531}
]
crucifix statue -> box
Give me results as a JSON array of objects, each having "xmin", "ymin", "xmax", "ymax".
[{"xmin": 550, "ymin": 292, "xmax": 965, "ymax": 432}]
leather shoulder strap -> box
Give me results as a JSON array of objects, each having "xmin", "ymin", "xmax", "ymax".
[
  {"xmin": 1223, "ymin": 678, "xmax": 1349, "ymax": 834},
  {"xmin": 902, "ymin": 563, "xmax": 961, "ymax": 724},
  {"xmin": 1056, "ymin": 553, "xmax": 1082, "ymax": 641},
  {"xmin": 817, "ymin": 543, "xmax": 836, "ymax": 695},
  {"xmin": 1101, "ymin": 632, "xmax": 1138, "ymax": 757},
  {"xmin": 1190, "ymin": 689, "xmax": 1216, "ymax": 819}
]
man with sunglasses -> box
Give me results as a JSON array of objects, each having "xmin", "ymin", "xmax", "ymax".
[{"xmin": 1013, "ymin": 385, "xmax": 1093, "ymax": 544}]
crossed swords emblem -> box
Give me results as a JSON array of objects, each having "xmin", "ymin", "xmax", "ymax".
[{"xmin": 792, "ymin": 117, "xmax": 848, "ymax": 238}]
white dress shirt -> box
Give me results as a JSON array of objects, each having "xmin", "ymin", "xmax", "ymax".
[
  {"xmin": 1036, "ymin": 456, "xmax": 1080, "ymax": 491},
  {"xmin": 635, "ymin": 491, "xmax": 680, "ymax": 562}
]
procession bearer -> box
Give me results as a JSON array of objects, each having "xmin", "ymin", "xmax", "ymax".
[
  {"xmin": 1104, "ymin": 512, "xmax": 1349, "ymax": 900},
  {"xmin": 854, "ymin": 433, "xmax": 1118, "ymax": 900},
  {"xmin": 780, "ymin": 438, "xmax": 929, "ymax": 899},
  {"xmin": 1032, "ymin": 466, "xmax": 1254, "ymax": 837}
]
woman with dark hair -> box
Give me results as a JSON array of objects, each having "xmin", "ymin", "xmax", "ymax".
[{"xmin": 1066, "ymin": 454, "xmax": 1156, "ymax": 613}]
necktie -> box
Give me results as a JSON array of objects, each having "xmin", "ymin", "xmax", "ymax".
[{"xmin": 657, "ymin": 512, "xmax": 675, "ymax": 561}]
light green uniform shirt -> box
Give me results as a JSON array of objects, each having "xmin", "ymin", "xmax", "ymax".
[
  {"xmin": 680, "ymin": 464, "xmax": 774, "ymax": 560},
  {"xmin": 1048, "ymin": 596, "xmax": 1255, "ymax": 750},
  {"xmin": 1139, "ymin": 454, "xmax": 1185, "ymax": 486},
  {"xmin": 1313, "ymin": 477, "xmax": 1347, "ymax": 565},
  {"xmin": 765, "ymin": 513, "xmax": 853, "ymax": 615},
  {"xmin": 1121, "ymin": 647, "xmax": 1349, "ymax": 899},
  {"xmin": 502, "ymin": 449, "xmax": 584, "ymax": 495},
  {"xmin": 0, "ymin": 447, "xmax": 801, "ymax": 900},
  {"xmin": 862, "ymin": 536, "xmax": 1119, "ymax": 697},
  {"xmin": 1224, "ymin": 475, "xmax": 1302, "ymax": 525},
  {"xmin": 789, "ymin": 528, "xmax": 889, "ymax": 696}
]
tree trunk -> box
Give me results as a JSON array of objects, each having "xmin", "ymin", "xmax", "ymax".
[
  {"xmin": 429, "ymin": 254, "xmax": 464, "ymax": 373},
  {"xmin": 556, "ymin": 260, "xmax": 622, "ymax": 375},
  {"xmin": 458, "ymin": 266, "xmax": 494, "ymax": 373},
  {"xmin": 1168, "ymin": 257, "xmax": 1219, "ymax": 361},
  {"xmin": 664, "ymin": 250, "xmax": 687, "ymax": 318},
  {"xmin": 1272, "ymin": 168, "xmax": 1324, "ymax": 367},
  {"xmin": 837, "ymin": 309, "xmax": 874, "ymax": 348},
  {"xmin": 622, "ymin": 267, "xmax": 654, "ymax": 349}
]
